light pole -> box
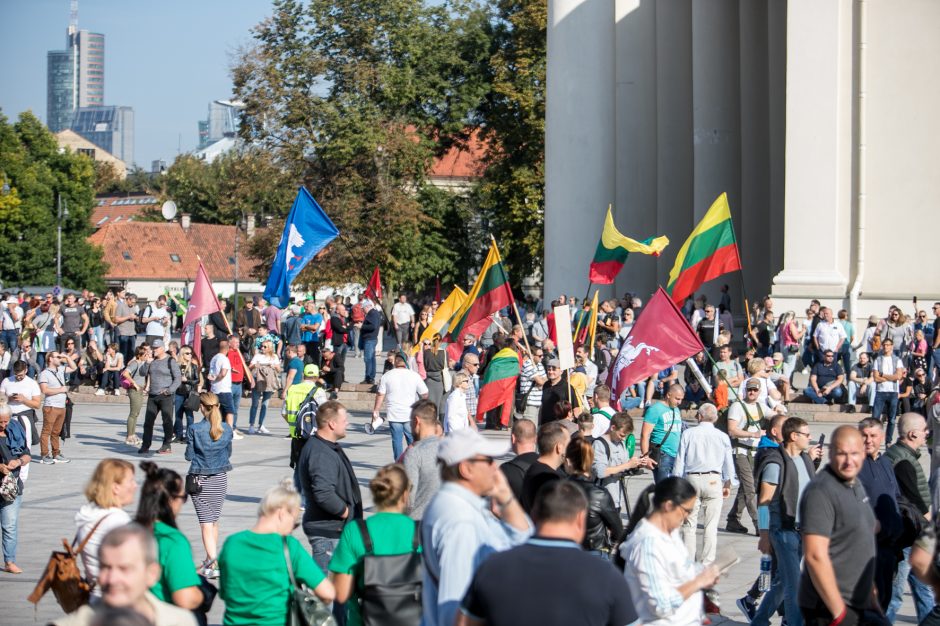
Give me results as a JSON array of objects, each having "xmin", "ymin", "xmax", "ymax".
[
  {"xmin": 233, "ymin": 214, "xmax": 246, "ymax": 312},
  {"xmin": 56, "ymin": 193, "xmax": 69, "ymax": 288}
]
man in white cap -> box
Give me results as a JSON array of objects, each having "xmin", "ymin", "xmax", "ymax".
[{"xmin": 421, "ymin": 429, "xmax": 532, "ymax": 626}]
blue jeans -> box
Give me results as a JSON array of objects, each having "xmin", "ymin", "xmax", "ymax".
[
  {"xmin": 653, "ymin": 453, "xmax": 676, "ymax": 483},
  {"xmin": 888, "ymin": 546, "xmax": 935, "ymax": 623},
  {"xmin": 753, "ymin": 528, "xmax": 803, "ymax": 626},
  {"xmin": 803, "ymin": 385, "xmax": 844, "ymax": 404},
  {"xmin": 872, "ymin": 391, "xmax": 899, "ymax": 443},
  {"xmin": 101, "ymin": 370, "xmax": 121, "ymax": 392},
  {"xmin": 0, "ymin": 494, "xmax": 22, "ymax": 564},
  {"xmin": 388, "ymin": 421, "xmax": 413, "ymax": 461},
  {"xmin": 848, "ymin": 381, "xmax": 875, "ymax": 406},
  {"xmin": 619, "ymin": 393, "xmax": 643, "ymax": 410},
  {"xmin": 230, "ymin": 382, "xmax": 243, "ymax": 429},
  {"xmin": 118, "ymin": 335, "xmax": 136, "ymax": 367},
  {"xmin": 249, "ymin": 389, "xmax": 273, "ymax": 427},
  {"xmin": 0, "ymin": 330, "xmax": 18, "ymax": 351},
  {"xmin": 308, "ymin": 536, "xmax": 346, "ymax": 626},
  {"xmin": 173, "ymin": 394, "xmax": 194, "ymax": 438},
  {"xmin": 363, "ymin": 338, "xmax": 377, "ymax": 382}
]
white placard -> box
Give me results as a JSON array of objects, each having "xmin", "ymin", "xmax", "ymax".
[{"xmin": 553, "ymin": 304, "xmax": 576, "ymax": 371}]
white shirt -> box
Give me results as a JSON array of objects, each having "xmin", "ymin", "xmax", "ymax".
[
  {"xmin": 814, "ymin": 320, "xmax": 847, "ymax": 352},
  {"xmin": 144, "ymin": 304, "xmax": 170, "ymax": 336},
  {"xmin": 580, "ymin": 357, "xmax": 598, "ymax": 395},
  {"xmin": 39, "ymin": 366, "xmax": 68, "ymax": 408},
  {"xmin": 672, "ymin": 422, "xmax": 738, "ymax": 485},
  {"xmin": 378, "ymin": 367, "xmax": 428, "ymax": 422},
  {"xmin": 873, "ymin": 353, "xmax": 903, "ymax": 393},
  {"xmin": 444, "ymin": 387, "xmax": 469, "ymax": 432},
  {"xmin": 621, "ymin": 518, "xmax": 704, "ymax": 626},
  {"xmin": 1, "ymin": 304, "xmax": 22, "ymax": 330},
  {"xmin": 209, "ymin": 353, "xmax": 232, "ymax": 394},
  {"xmin": 391, "ymin": 302, "xmax": 415, "ymax": 325},
  {"xmin": 591, "ymin": 407, "xmax": 614, "ymax": 438},
  {"xmin": 1, "ymin": 376, "xmax": 41, "ymax": 414},
  {"xmin": 727, "ymin": 401, "xmax": 765, "ymax": 453}
]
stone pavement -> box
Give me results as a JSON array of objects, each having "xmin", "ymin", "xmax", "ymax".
[{"xmin": 1, "ymin": 351, "xmax": 920, "ymax": 625}]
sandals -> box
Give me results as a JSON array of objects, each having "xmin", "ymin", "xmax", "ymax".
[{"xmin": 5, "ymin": 562, "xmax": 23, "ymax": 574}]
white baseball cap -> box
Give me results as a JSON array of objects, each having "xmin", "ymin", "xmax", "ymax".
[{"xmin": 437, "ymin": 429, "xmax": 510, "ymax": 466}]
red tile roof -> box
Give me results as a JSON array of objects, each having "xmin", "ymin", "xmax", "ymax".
[
  {"xmin": 91, "ymin": 194, "xmax": 159, "ymax": 226},
  {"xmin": 429, "ymin": 130, "xmax": 487, "ymax": 180},
  {"xmin": 88, "ymin": 222, "xmax": 262, "ymax": 282}
]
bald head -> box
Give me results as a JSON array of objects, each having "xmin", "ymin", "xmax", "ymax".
[
  {"xmin": 510, "ymin": 419, "xmax": 537, "ymax": 454},
  {"xmin": 898, "ymin": 412, "xmax": 927, "ymax": 450},
  {"xmin": 829, "ymin": 425, "xmax": 865, "ymax": 481}
]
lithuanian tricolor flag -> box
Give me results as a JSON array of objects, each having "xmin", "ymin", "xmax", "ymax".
[
  {"xmin": 589, "ymin": 206, "xmax": 670, "ymax": 284},
  {"xmin": 666, "ymin": 192, "xmax": 742, "ymax": 305},
  {"xmin": 445, "ymin": 239, "xmax": 515, "ymax": 362},
  {"xmin": 476, "ymin": 347, "xmax": 521, "ymax": 426}
]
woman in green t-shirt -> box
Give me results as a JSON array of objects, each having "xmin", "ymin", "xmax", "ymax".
[
  {"xmin": 134, "ymin": 461, "xmax": 204, "ymax": 611},
  {"xmin": 329, "ymin": 463, "xmax": 420, "ymax": 626},
  {"xmin": 219, "ymin": 479, "xmax": 335, "ymax": 625}
]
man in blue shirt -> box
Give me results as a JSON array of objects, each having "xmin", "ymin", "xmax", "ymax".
[
  {"xmin": 641, "ymin": 383, "xmax": 684, "ymax": 483},
  {"xmin": 300, "ymin": 300, "xmax": 323, "ymax": 366}
]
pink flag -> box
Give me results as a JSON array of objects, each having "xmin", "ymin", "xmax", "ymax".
[
  {"xmin": 183, "ymin": 261, "xmax": 222, "ymax": 327},
  {"xmin": 607, "ymin": 287, "xmax": 704, "ymax": 401}
]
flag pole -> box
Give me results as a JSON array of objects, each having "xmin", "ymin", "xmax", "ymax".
[
  {"xmin": 196, "ymin": 256, "xmax": 255, "ymax": 387},
  {"xmin": 489, "ymin": 234, "xmax": 534, "ymax": 359}
]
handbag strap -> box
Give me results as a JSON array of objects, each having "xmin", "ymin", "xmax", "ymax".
[
  {"xmin": 282, "ymin": 536, "xmax": 298, "ymax": 589},
  {"xmin": 356, "ymin": 518, "xmax": 374, "ymax": 553},
  {"xmin": 73, "ymin": 513, "xmax": 112, "ymax": 555}
]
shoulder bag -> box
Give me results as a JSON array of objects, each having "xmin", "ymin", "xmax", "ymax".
[
  {"xmin": 282, "ymin": 537, "xmax": 336, "ymax": 626},
  {"xmin": 647, "ymin": 408, "xmax": 678, "ymax": 464},
  {"xmin": 27, "ymin": 514, "xmax": 111, "ymax": 612}
]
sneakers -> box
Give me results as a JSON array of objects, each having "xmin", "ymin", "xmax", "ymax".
[
  {"xmin": 258, "ymin": 425, "xmax": 270, "ymax": 435},
  {"xmin": 113, "ymin": 388, "xmax": 122, "ymax": 396},
  {"xmin": 232, "ymin": 429, "xmax": 244, "ymax": 440},
  {"xmin": 248, "ymin": 426, "xmax": 257, "ymax": 435},
  {"xmin": 53, "ymin": 454, "xmax": 70, "ymax": 464},
  {"xmin": 736, "ymin": 596, "xmax": 757, "ymax": 624},
  {"xmin": 157, "ymin": 446, "xmax": 172, "ymax": 455},
  {"xmin": 95, "ymin": 388, "xmax": 105, "ymax": 396},
  {"xmin": 40, "ymin": 455, "xmax": 55, "ymax": 464}
]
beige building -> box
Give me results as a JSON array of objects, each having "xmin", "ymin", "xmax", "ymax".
[
  {"xmin": 55, "ymin": 129, "xmax": 127, "ymax": 178},
  {"xmin": 545, "ymin": 0, "xmax": 940, "ymax": 323}
]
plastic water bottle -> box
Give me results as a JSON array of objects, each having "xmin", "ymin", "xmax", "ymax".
[{"xmin": 758, "ymin": 554, "xmax": 772, "ymax": 592}]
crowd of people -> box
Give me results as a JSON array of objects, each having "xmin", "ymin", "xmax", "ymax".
[{"xmin": 2, "ymin": 285, "xmax": 940, "ymax": 625}]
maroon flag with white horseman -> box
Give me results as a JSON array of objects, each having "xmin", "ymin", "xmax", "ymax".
[{"xmin": 607, "ymin": 287, "xmax": 704, "ymax": 401}]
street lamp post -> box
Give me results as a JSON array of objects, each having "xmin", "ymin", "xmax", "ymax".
[
  {"xmin": 56, "ymin": 193, "xmax": 69, "ymax": 288},
  {"xmin": 233, "ymin": 215, "xmax": 246, "ymax": 312}
]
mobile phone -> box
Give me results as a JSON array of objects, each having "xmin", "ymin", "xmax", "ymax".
[
  {"xmin": 817, "ymin": 434, "xmax": 826, "ymax": 448},
  {"xmin": 914, "ymin": 296, "xmax": 918, "ymax": 304}
]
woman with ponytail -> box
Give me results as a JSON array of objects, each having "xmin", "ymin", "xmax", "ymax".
[
  {"xmin": 185, "ymin": 391, "xmax": 233, "ymax": 579},
  {"xmin": 619, "ymin": 477, "xmax": 720, "ymax": 626},
  {"xmin": 134, "ymin": 461, "xmax": 205, "ymax": 612},
  {"xmin": 329, "ymin": 463, "xmax": 420, "ymax": 626}
]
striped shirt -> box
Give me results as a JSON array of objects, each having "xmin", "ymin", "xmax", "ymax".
[
  {"xmin": 621, "ymin": 518, "xmax": 704, "ymax": 626},
  {"xmin": 461, "ymin": 372, "xmax": 479, "ymax": 418},
  {"xmin": 520, "ymin": 358, "xmax": 545, "ymax": 408}
]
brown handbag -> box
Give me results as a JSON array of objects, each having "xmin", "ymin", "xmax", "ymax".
[{"xmin": 27, "ymin": 514, "xmax": 110, "ymax": 613}]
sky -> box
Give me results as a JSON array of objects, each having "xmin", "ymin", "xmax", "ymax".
[{"xmin": 0, "ymin": 0, "xmax": 275, "ymax": 168}]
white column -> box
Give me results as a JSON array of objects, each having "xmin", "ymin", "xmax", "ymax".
[
  {"xmin": 771, "ymin": 0, "xmax": 853, "ymax": 298},
  {"xmin": 691, "ymin": 0, "xmax": 741, "ymax": 305},
  {"xmin": 613, "ymin": 0, "xmax": 658, "ymax": 301},
  {"xmin": 545, "ymin": 0, "xmax": 616, "ymax": 301}
]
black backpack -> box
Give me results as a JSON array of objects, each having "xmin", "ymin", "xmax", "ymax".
[
  {"xmin": 135, "ymin": 306, "xmax": 150, "ymax": 335},
  {"xmin": 295, "ymin": 385, "xmax": 323, "ymax": 440},
  {"xmin": 356, "ymin": 519, "xmax": 423, "ymax": 626}
]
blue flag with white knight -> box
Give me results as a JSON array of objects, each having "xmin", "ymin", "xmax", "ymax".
[{"xmin": 263, "ymin": 187, "xmax": 340, "ymax": 307}]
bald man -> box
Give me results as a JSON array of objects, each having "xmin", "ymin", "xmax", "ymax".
[{"xmin": 798, "ymin": 426, "xmax": 877, "ymax": 625}]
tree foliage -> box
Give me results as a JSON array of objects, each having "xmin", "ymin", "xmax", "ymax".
[
  {"xmin": 0, "ymin": 110, "xmax": 107, "ymax": 291},
  {"xmin": 477, "ymin": 0, "xmax": 547, "ymax": 284},
  {"xmin": 233, "ymin": 0, "xmax": 491, "ymax": 293}
]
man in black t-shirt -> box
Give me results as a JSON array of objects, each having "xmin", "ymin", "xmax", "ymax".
[
  {"xmin": 805, "ymin": 350, "xmax": 845, "ymax": 404},
  {"xmin": 500, "ymin": 419, "xmax": 538, "ymax": 503},
  {"xmin": 695, "ymin": 305, "xmax": 724, "ymax": 353},
  {"xmin": 539, "ymin": 358, "xmax": 576, "ymax": 425},
  {"xmin": 458, "ymin": 481, "xmax": 638, "ymax": 626},
  {"xmin": 520, "ymin": 422, "xmax": 569, "ymax": 513}
]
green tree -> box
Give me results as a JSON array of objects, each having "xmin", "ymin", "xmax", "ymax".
[
  {"xmin": 0, "ymin": 110, "xmax": 107, "ymax": 291},
  {"xmin": 234, "ymin": 0, "xmax": 490, "ymax": 292},
  {"xmin": 477, "ymin": 0, "xmax": 546, "ymax": 285}
]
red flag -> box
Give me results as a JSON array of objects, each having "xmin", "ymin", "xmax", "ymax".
[
  {"xmin": 365, "ymin": 266, "xmax": 383, "ymax": 302},
  {"xmin": 607, "ymin": 287, "xmax": 704, "ymax": 402},
  {"xmin": 183, "ymin": 261, "xmax": 222, "ymax": 327},
  {"xmin": 434, "ymin": 276, "xmax": 441, "ymax": 303}
]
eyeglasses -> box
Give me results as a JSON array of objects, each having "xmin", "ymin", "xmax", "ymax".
[
  {"xmin": 746, "ymin": 388, "xmax": 760, "ymax": 393},
  {"xmin": 677, "ymin": 502, "xmax": 695, "ymax": 516},
  {"xmin": 794, "ymin": 431, "xmax": 811, "ymax": 438}
]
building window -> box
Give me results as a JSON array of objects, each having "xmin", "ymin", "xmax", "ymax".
[
  {"xmin": 169, "ymin": 254, "xmax": 181, "ymax": 263},
  {"xmin": 228, "ymin": 257, "xmax": 236, "ymax": 265},
  {"xmin": 122, "ymin": 251, "xmax": 132, "ymax": 260}
]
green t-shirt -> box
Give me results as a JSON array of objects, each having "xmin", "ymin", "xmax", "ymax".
[
  {"xmin": 642, "ymin": 402, "xmax": 682, "ymax": 457},
  {"xmin": 328, "ymin": 513, "xmax": 421, "ymax": 626},
  {"xmin": 219, "ymin": 531, "xmax": 326, "ymax": 626},
  {"xmin": 151, "ymin": 521, "xmax": 201, "ymax": 602}
]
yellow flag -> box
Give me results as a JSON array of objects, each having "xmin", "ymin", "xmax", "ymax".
[
  {"xmin": 587, "ymin": 290, "xmax": 599, "ymax": 359},
  {"xmin": 412, "ymin": 286, "xmax": 468, "ymax": 355}
]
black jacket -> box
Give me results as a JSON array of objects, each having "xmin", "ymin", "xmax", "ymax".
[
  {"xmin": 298, "ymin": 434, "xmax": 363, "ymax": 538},
  {"xmin": 501, "ymin": 452, "xmax": 539, "ymax": 503},
  {"xmin": 360, "ymin": 309, "xmax": 382, "ymax": 340},
  {"xmin": 570, "ymin": 475, "xmax": 624, "ymax": 552}
]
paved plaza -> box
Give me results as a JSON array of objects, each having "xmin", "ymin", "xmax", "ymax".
[{"xmin": 0, "ymin": 356, "xmax": 921, "ymax": 624}]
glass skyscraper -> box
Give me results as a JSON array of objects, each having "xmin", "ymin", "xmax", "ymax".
[{"xmin": 46, "ymin": 28, "xmax": 105, "ymax": 133}]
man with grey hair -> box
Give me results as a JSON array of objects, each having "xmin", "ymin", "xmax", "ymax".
[
  {"xmin": 52, "ymin": 524, "xmax": 196, "ymax": 625},
  {"xmin": 885, "ymin": 412, "xmax": 935, "ymax": 621},
  {"xmin": 673, "ymin": 403, "xmax": 737, "ymax": 564}
]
